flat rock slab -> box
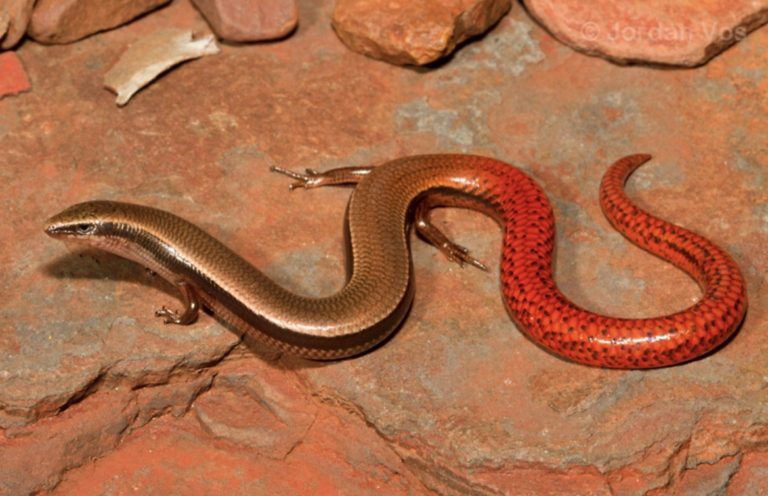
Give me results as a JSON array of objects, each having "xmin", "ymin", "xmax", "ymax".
[
  {"xmin": 524, "ymin": 0, "xmax": 768, "ymax": 66},
  {"xmin": 192, "ymin": 0, "xmax": 298, "ymax": 42},
  {"xmin": 28, "ymin": 0, "xmax": 172, "ymax": 44},
  {"xmin": 332, "ymin": 0, "xmax": 511, "ymax": 65},
  {"xmin": 0, "ymin": 51, "xmax": 30, "ymax": 98},
  {"xmin": 51, "ymin": 382, "xmax": 428, "ymax": 495}
]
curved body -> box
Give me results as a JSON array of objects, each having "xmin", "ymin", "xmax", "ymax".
[{"xmin": 45, "ymin": 154, "xmax": 747, "ymax": 368}]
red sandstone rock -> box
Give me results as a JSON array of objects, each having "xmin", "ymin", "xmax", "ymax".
[
  {"xmin": 0, "ymin": 0, "xmax": 35, "ymax": 49},
  {"xmin": 28, "ymin": 0, "xmax": 172, "ymax": 44},
  {"xmin": 191, "ymin": 0, "xmax": 298, "ymax": 42},
  {"xmin": 523, "ymin": 0, "xmax": 768, "ymax": 66},
  {"xmin": 332, "ymin": 0, "xmax": 512, "ymax": 65},
  {"xmin": 0, "ymin": 51, "xmax": 29, "ymax": 98},
  {"xmin": 0, "ymin": 391, "xmax": 137, "ymax": 494},
  {"xmin": 51, "ymin": 398, "xmax": 426, "ymax": 494},
  {"xmin": 729, "ymin": 452, "xmax": 768, "ymax": 494},
  {"xmin": 192, "ymin": 360, "xmax": 315, "ymax": 459}
]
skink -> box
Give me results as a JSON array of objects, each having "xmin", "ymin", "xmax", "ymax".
[{"xmin": 45, "ymin": 154, "xmax": 747, "ymax": 368}]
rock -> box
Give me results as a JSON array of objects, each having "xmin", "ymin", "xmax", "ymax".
[
  {"xmin": 0, "ymin": 391, "xmax": 137, "ymax": 495},
  {"xmin": 104, "ymin": 28, "xmax": 220, "ymax": 106},
  {"xmin": 191, "ymin": 0, "xmax": 298, "ymax": 42},
  {"xmin": 192, "ymin": 360, "xmax": 315, "ymax": 459},
  {"xmin": 523, "ymin": 0, "xmax": 768, "ymax": 66},
  {"xmin": 332, "ymin": 0, "xmax": 512, "ymax": 65},
  {"xmin": 0, "ymin": 51, "xmax": 30, "ymax": 99},
  {"xmin": 51, "ymin": 387, "xmax": 426, "ymax": 494},
  {"xmin": 28, "ymin": 0, "xmax": 172, "ymax": 44},
  {"xmin": 0, "ymin": 0, "xmax": 35, "ymax": 49}
]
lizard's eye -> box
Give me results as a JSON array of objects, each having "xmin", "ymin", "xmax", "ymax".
[{"xmin": 75, "ymin": 223, "xmax": 96, "ymax": 235}]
